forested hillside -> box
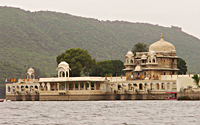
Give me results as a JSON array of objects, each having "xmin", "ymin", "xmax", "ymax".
[{"xmin": 0, "ymin": 7, "xmax": 200, "ymax": 97}]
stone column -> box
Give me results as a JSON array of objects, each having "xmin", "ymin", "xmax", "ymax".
[
  {"xmin": 83, "ymin": 82, "xmax": 86, "ymax": 90},
  {"xmin": 73, "ymin": 83, "xmax": 75, "ymax": 90},
  {"xmin": 44, "ymin": 83, "xmax": 47, "ymax": 91},
  {"xmin": 67, "ymin": 83, "xmax": 69, "ymax": 90},
  {"xmin": 160, "ymin": 83, "xmax": 162, "ymax": 91},
  {"xmin": 94, "ymin": 82, "xmax": 97, "ymax": 90},
  {"xmin": 65, "ymin": 83, "xmax": 67, "ymax": 91},
  {"xmin": 47, "ymin": 83, "xmax": 50, "ymax": 91},
  {"xmin": 78, "ymin": 82, "xmax": 80, "ymax": 90},
  {"xmin": 89, "ymin": 82, "xmax": 91, "ymax": 90},
  {"xmin": 57, "ymin": 83, "xmax": 59, "ymax": 91},
  {"xmin": 154, "ymin": 83, "xmax": 156, "ymax": 90},
  {"xmin": 39, "ymin": 83, "xmax": 42, "ymax": 91},
  {"xmin": 165, "ymin": 83, "xmax": 167, "ymax": 91}
]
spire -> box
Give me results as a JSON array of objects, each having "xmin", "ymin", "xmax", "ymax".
[{"xmin": 161, "ymin": 33, "xmax": 163, "ymax": 39}]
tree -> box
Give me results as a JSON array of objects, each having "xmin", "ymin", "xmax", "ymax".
[
  {"xmin": 177, "ymin": 57, "xmax": 188, "ymax": 75},
  {"xmin": 192, "ymin": 74, "xmax": 200, "ymax": 87},
  {"xmin": 131, "ymin": 43, "xmax": 148, "ymax": 54},
  {"xmin": 90, "ymin": 60, "xmax": 125, "ymax": 77},
  {"xmin": 56, "ymin": 48, "xmax": 96, "ymax": 77}
]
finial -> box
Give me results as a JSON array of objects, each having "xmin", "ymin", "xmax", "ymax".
[{"xmin": 161, "ymin": 33, "xmax": 163, "ymax": 39}]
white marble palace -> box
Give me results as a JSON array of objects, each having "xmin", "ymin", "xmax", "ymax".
[{"xmin": 6, "ymin": 34, "xmax": 196, "ymax": 101}]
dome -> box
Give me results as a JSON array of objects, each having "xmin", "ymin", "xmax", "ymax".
[
  {"xmin": 57, "ymin": 61, "xmax": 70, "ymax": 70},
  {"xmin": 141, "ymin": 55, "xmax": 147, "ymax": 60},
  {"xmin": 27, "ymin": 67, "xmax": 34, "ymax": 74},
  {"xmin": 149, "ymin": 34, "xmax": 175, "ymax": 52},
  {"xmin": 134, "ymin": 65, "xmax": 142, "ymax": 71},
  {"xmin": 126, "ymin": 51, "xmax": 134, "ymax": 57}
]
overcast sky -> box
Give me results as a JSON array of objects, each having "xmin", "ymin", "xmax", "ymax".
[{"xmin": 1, "ymin": 0, "xmax": 200, "ymax": 39}]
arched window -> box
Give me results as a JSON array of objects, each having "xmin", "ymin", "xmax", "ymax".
[
  {"xmin": 148, "ymin": 57, "xmax": 151, "ymax": 63},
  {"xmin": 21, "ymin": 86, "xmax": 24, "ymax": 91},
  {"xmin": 8, "ymin": 86, "xmax": 11, "ymax": 92},
  {"xmin": 156, "ymin": 83, "xmax": 159, "ymax": 90},
  {"xmin": 128, "ymin": 84, "xmax": 132, "ymax": 90},
  {"xmin": 139, "ymin": 83, "xmax": 143, "ymax": 90},
  {"xmin": 152, "ymin": 58, "xmax": 156, "ymax": 63},
  {"xmin": 161, "ymin": 83, "xmax": 165, "ymax": 90},
  {"xmin": 35, "ymin": 86, "xmax": 38, "ymax": 89},
  {"xmin": 130, "ymin": 59, "xmax": 134, "ymax": 63},
  {"xmin": 25, "ymin": 85, "xmax": 28, "ymax": 89}
]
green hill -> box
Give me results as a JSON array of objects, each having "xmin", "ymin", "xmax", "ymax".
[{"xmin": 0, "ymin": 6, "xmax": 200, "ymax": 97}]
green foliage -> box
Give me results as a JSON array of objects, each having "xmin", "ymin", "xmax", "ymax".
[
  {"xmin": 90, "ymin": 60, "xmax": 125, "ymax": 77},
  {"xmin": 56, "ymin": 48, "xmax": 96, "ymax": 76},
  {"xmin": 132, "ymin": 43, "xmax": 148, "ymax": 54},
  {"xmin": 177, "ymin": 57, "xmax": 188, "ymax": 75},
  {"xmin": 192, "ymin": 74, "xmax": 200, "ymax": 87}
]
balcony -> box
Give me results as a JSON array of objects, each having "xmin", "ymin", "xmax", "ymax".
[
  {"xmin": 124, "ymin": 63, "xmax": 136, "ymax": 66},
  {"xmin": 146, "ymin": 63, "xmax": 158, "ymax": 65}
]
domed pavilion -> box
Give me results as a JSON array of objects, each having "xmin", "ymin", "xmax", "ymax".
[{"xmin": 124, "ymin": 33, "xmax": 179, "ymax": 80}]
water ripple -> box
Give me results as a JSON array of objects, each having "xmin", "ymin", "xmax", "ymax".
[{"xmin": 1, "ymin": 101, "xmax": 200, "ymax": 124}]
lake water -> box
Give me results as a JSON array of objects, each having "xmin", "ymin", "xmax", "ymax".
[{"xmin": 1, "ymin": 101, "xmax": 200, "ymax": 125}]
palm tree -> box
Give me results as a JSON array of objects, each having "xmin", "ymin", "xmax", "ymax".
[
  {"xmin": 132, "ymin": 43, "xmax": 148, "ymax": 55},
  {"xmin": 192, "ymin": 74, "xmax": 200, "ymax": 87}
]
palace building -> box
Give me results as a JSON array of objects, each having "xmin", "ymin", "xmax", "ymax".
[
  {"xmin": 124, "ymin": 33, "xmax": 179, "ymax": 80},
  {"xmin": 7, "ymin": 33, "xmax": 197, "ymax": 101}
]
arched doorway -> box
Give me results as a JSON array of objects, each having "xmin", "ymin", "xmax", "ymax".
[
  {"xmin": 150, "ymin": 83, "xmax": 153, "ymax": 90},
  {"xmin": 161, "ymin": 83, "xmax": 165, "ymax": 90},
  {"xmin": 139, "ymin": 83, "xmax": 143, "ymax": 90}
]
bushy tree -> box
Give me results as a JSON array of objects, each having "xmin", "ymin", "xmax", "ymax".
[
  {"xmin": 132, "ymin": 43, "xmax": 148, "ymax": 54},
  {"xmin": 177, "ymin": 57, "xmax": 187, "ymax": 75},
  {"xmin": 90, "ymin": 60, "xmax": 125, "ymax": 77},
  {"xmin": 192, "ymin": 74, "xmax": 200, "ymax": 87},
  {"xmin": 56, "ymin": 48, "xmax": 96, "ymax": 77}
]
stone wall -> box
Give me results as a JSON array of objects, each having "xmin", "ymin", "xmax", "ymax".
[
  {"xmin": 6, "ymin": 92, "xmax": 172, "ymax": 101},
  {"xmin": 177, "ymin": 91, "xmax": 200, "ymax": 100}
]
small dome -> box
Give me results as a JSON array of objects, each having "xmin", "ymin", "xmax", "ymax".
[
  {"xmin": 141, "ymin": 55, "xmax": 147, "ymax": 60},
  {"xmin": 57, "ymin": 61, "xmax": 70, "ymax": 71},
  {"xmin": 134, "ymin": 65, "xmax": 142, "ymax": 71},
  {"xmin": 149, "ymin": 34, "xmax": 175, "ymax": 52},
  {"xmin": 126, "ymin": 51, "xmax": 134, "ymax": 57},
  {"xmin": 27, "ymin": 67, "xmax": 34, "ymax": 74},
  {"xmin": 58, "ymin": 61, "xmax": 69, "ymax": 67}
]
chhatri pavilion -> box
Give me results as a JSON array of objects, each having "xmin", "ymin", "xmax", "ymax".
[{"xmin": 124, "ymin": 33, "xmax": 179, "ymax": 80}]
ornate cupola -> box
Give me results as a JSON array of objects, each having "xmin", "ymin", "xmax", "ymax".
[
  {"xmin": 27, "ymin": 67, "xmax": 35, "ymax": 79},
  {"xmin": 57, "ymin": 61, "xmax": 71, "ymax": 78},
  {"xmin": 149, "ymin": 33, "xmax": 175, "ymax": 52}
]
